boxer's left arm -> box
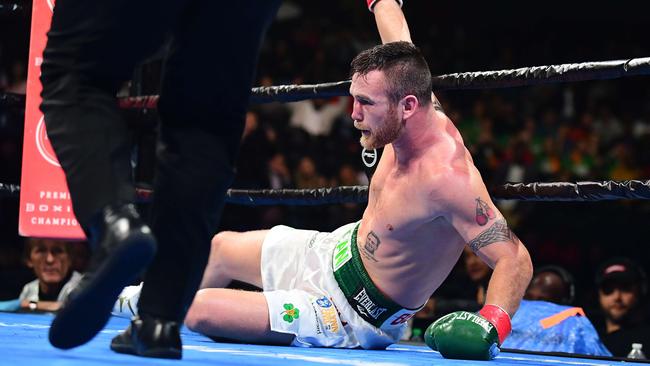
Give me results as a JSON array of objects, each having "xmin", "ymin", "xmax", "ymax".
[
  {"xmin": 441, "ymin": 171, "xmax": 532, "ymax": 316},
  {"xmin": 458, "ymin": 203, "xmax": 532, "ymax": 319},
  {"xmin": 425, "ymin": 173, "xmax": 532, "ymax": 359}
]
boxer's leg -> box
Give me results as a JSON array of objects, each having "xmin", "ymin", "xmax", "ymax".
[
  {"xmin": 185, "ymin": 289, "xmax": 294, "ymax": 345},
  {"xmin": 200, "ymin": 230, "xmax": 268, "ymax": 289}
]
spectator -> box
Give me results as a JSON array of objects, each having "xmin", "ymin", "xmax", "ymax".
[
  {"xmin": 234, "ymin": 111, "xmax": 274, "ymax": 189},
  {"xmin": 5, "ymin": 61, "xmax": 27, "ymax": 94},
  {"xmin": 260, "ymin": 152, "xmax": 294, "ymax": 228},
  {"xmin": 267, "ymin": 152, "xmax": 293, "ymax": 190},
  {"xmin": 608, "ymin": 143, "xmax": 640, "ymax": 181},
  {"xmin": 461, "ymin": 246, "xmax": 492, "ymax": 306},
  {"xmin": 288, "ymin": 96, "xmax": 349, "ymax": 137},
  {"xmin": 593, "ymin": 106, "xmax": 624, "ymax": 148},
  {"xmin": 19, "ymin": 238, "xmax": 82, "ymax": 312},
  {"xmin": 294, "ymin": 156, "xmax": 326, "ymax": 189},
  {"xmin": 595, "ymin": 257, "xmax": 650, "ymax": 357},
  {"xmin": 525, "ymin": 265, "xmax": 575, "ymax": 306}
]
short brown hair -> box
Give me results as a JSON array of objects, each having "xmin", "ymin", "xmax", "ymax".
[{"xmin": 350, "ymin": 41, "xmax": 432, "ymax": 106}]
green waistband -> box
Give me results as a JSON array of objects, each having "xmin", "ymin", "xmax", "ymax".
[{"xmin": 333, "ymin": 223, "xmax": 412, "ymax": 328}]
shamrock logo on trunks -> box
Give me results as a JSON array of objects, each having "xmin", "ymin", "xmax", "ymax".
[
  {"xmin": 282, "ymin": 303, "xmax": 300, "ymax": 323},
  {"xmin": 475, "ymin": 197, "xmax": 495, "ymax": 226}
]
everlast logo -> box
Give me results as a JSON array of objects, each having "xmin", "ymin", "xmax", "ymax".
[
  {"xmin": 454, "ymin": 312, "xmax": 493, "ymax": 334},
  {"xmin": 353, "ymin": 288, "xmax": 387, "ymax": 320}
]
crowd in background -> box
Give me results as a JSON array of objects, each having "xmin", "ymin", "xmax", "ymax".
[{"xmin": 1, "ymin": 0, "xmax": 649, "ymax": 358}]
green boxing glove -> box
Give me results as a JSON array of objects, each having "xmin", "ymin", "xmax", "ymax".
[{"xmin": 424, "ymin": 304, "xmax": 511, "ymax": 361}]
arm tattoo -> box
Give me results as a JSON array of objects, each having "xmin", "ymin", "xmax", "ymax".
[
  {"xmin": 468, "ymin": 218, "xmax": 518, "ymax": 253},
  {"xmin": 361, "ymin": 231, "xmax": 380, "ymax": 262},
  {"xmin": 475, "ymin": 197, "xmax": 496, "ymax": 226}
]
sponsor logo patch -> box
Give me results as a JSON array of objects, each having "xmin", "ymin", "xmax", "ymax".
[
  {"xmin": 390, "ymin": 312, "xmax": 415, "ymax": 326},
  {"xmin": 315, "ymin": 296, "xmax": 339, "ymax": 333},
  {"xmin": 332, "ymin": 230, "xmax": 353, "ymax": 271},
  {"xmin": 352, "ymin": 288, "xmax": 387, "ymax": 320},
  {"xmin": 316, "ymin": 297, "xmax": 332, "ymax": 308},
  {"xmin": 361, "ymin": 148, "xmax": 378, "ymax": 168}
]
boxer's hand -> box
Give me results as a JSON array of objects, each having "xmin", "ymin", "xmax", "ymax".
[
  {"xmin": 424, "ymin": 305, "xmax": 511, "ymax": 361},
  {"xmin": 367, "ymin": 0, "xmax": 403, "ymax": 13}
]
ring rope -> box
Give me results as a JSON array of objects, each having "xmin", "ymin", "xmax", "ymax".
[
  {"xmin": 2, "ymin": 57, "xmax": 649, "ymax": 110},
  {"xmin": 250, "ymin": 57, "xmax": 650, "ymax": 103},
  {"xmin": 3, "ymin": 180, "xmax": 650, "ymax": 204}
]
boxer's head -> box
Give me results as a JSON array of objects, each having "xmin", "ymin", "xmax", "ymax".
[
  {"xmin": 350, "ymin": 42, "xmax": 432, "ymax": 107},
  {"xmin": 349, "ymin": 42, "xmax": 432, "ymax": 149}
]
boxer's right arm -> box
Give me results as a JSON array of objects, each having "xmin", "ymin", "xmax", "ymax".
[{"xmin": 371, "ymin": 0, "xmax": 411, "ymax": 44}]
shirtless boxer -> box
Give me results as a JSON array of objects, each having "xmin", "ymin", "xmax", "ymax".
[{"xmin": 181, "ymin": 3, "xmax": 532, "ymax": 362}]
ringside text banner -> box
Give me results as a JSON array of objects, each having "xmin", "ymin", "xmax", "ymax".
[{"xmin": 19, "ymin": 0, "xmax": 85, "ymax": 239}]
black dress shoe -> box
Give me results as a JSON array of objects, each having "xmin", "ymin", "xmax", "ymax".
[
  {"xmin": 111, "ymin": 315, "xmax": 182, "ymax": 359},
  {"xmin": 49, "ymin": 204, "xmax": 157, "ymax": 350}
]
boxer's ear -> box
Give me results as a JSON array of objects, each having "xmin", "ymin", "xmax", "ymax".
[{"xmin": 400, "ymin": 95, "xmax": 418, "ymax": 120}]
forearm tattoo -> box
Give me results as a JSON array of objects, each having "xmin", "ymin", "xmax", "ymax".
[
  {"xmin": 468, "ymin": 218, "xmax": 519, "ymax": 253},
  {"xmin": 361, "ymin": 231, "xmax": 380, "ymax": 262}
]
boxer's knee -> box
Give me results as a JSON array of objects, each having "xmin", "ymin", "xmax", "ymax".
[
  {"xmin": 210, "ymin": 231, "xmax": 235, "ymax": 256},
  {"xmin": 205, "ymin": 230, "xmax": 265, "ymax": 288},
  {"xmin": 185, "ymin": 289, "xmax": 211, "ymax": 332},
  {"xmin": 209, "ymin": 231, "xmax": 237, "ymax": 275}
]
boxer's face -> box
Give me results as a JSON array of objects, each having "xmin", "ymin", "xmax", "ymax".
[{"xmin": 350, "ymin": 71, "xmax": 403, "ymax": 149}]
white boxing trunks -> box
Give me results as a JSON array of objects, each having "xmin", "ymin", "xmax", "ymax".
[{"xmin": 261, "ymin": 222, "xmax": 423, "ymax": 349}]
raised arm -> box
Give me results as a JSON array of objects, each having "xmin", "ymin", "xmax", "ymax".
[{"xmin": 370, "ymin": 0, "xmax": 411, "ymax": 43}]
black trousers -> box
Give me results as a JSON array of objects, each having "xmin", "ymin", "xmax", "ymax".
[{"xmin": 40, "ymin": 0, "xmax": 281, "ymax": 321}]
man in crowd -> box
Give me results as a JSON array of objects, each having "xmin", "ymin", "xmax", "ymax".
[
  {"xmin": 525, "ymin": 265, "xmax": 575, "ymax": 305},
  {"xmin": 19, "ymin": 238, "xmax": 82, "ymax": 312},
  {"xmin": 595, "ymin": 257, "xmax": 650, "ymax": 357}
]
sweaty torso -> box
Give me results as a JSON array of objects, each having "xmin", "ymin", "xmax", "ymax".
[{"xmin": 357, "ymin": 113, "xmax": 477, "ymax": 309}]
